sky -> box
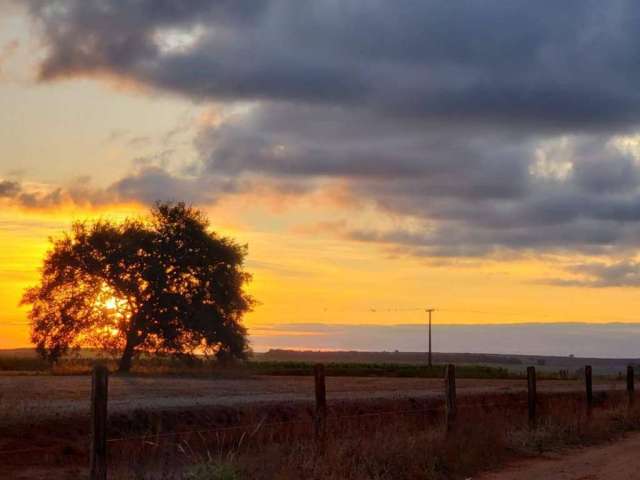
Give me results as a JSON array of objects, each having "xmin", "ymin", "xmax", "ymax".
[{"xmin": 3, "ymin": 1, "xmax": 640, "ymax": 356}]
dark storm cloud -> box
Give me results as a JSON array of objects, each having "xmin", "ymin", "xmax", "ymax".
[
  {"xmin": 28, "ymin": 0, "xmax": 640, "ymax": 130},
  {"xmin": 23, "ymin": 0, "xmax": 640, "ymax": 266},
  {"xmin": 197, "ymin": 102, "xmax": 533, "ymax": 197},
  {"xmin": 194, "ymin": 102, "xmax": 640, "ymax": 256},
  {"xmin": 342, "ymin": 219, "xmax": 638, "ymax": 258}
]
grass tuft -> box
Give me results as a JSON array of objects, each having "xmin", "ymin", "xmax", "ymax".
[{"xmin": 183, "ymin": 462, "xmax": 241, "ymax": 480}]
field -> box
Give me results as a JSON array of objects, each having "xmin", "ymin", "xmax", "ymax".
[
  {"xmin": 0, "ymin": 374, "xmax": 625, "ymax": 425},
  {"xmin": 4, "ymin": 347, "xmax": 637, "ymax": 378},
  {"xmin": 258, "ymin": 349, "xmax": 640, "ymax": 376},
  {"xmin": 0, "ymin": 352, "xmax": 638, "ymax": 479}
]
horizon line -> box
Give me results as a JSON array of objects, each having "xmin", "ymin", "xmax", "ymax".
[{"xmin": 253, "ymin": 321, "xmax": 640, "ymax": 328}]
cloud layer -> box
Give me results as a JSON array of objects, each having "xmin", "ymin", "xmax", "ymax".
[
  {"xmin": 22, "ymin": 1, "xmax": 640, "ymax": 277},
  {"xmin": 29, "ymin": 1, "xmax": 640, "ymax": 130},
  {"xmin": 548, "ymin": 260, "xmax": 640, "ymax": 287}
]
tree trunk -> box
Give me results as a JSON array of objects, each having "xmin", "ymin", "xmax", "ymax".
[{"xmin": 118, "ymin": 338, "xmax": 136, "ymax": 373}]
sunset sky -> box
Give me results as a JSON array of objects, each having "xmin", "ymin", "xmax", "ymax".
[{"xmin": 4, "ymin": 1, "xmax": 640, "ymax": 355}]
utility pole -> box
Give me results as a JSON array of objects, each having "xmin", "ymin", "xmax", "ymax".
[{"xmin": 425, "ymin": 308, "xmax": 435, "ymax": 367}]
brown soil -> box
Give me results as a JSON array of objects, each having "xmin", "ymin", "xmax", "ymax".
[{"xmin": 478, "ymin": 432, "xmax": 640, "ymax": 480}]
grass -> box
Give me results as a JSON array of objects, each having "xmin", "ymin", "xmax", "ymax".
[
  {"xmin": 0, "ymin": 354, "xmax": 515, "ymax": 379},
  {"xmin": 0, "ymin": 356, "xmax": 49, "ymax": 372},
  {"xmin": 99, "ymin": 391, "xmax": 640, "ymax": 479},
  {"xmin": 182, "ymin": 462, "xmax": 241, "ymax": 480},
  {"xmin": 246, "ymin": 361, "xmax": 511, "ymax": 379},
  {"xmin": 2, "ymin": 389, "xmax": 638, "ymax": 479}
]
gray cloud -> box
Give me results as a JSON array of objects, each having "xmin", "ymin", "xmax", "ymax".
[
  {"xmin": 21, "ymin": 1, "xmax": 640, "ymax": 265},
  {"xmin": 108, "ymin": 166, "xmax": 238, "ymax": 205},
  {"xmin": 0, "ymin": 180, "xmax": 21, "ymax": 198},
  {"xmin": 547, "ymin": 260, "xmax": 640, "ymax": 288},
  {"xmin": 0, "ymin": 178, "xmax": 108, "ymax": 209},
  {"xmin": 0, "ymin": 167, "xmax": 238, "ymax": 209},
  {"xmin": 26, "ymin": 0, "xmax": 640, "ymax": 131},
  {"xmin": 195, "ymin": 103, "xmax": 640, "ymax": 257}
]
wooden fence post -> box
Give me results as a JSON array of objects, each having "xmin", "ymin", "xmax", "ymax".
[
  {"xmin": 90, "ymin": 365, "xmax": 109, "ymax": 480},
  {"xmin": 585, "ymin": 365, "xmax": 593, "ymax": 414},
  {"xmin": 444, "ymin": 364, "xmax": 457, "ymax": 432},
  {"xmin": 314, "ymin": 363, "xmax": 327, "ymax": 448},
  {"xmin": 527, "ymin": 366, "xmax": 537, "ymax": 428},
  {"xmin": 627, "ymin": 365, "xmax": 635, "ymax": 408}
]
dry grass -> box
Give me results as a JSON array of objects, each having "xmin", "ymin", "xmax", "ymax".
[
  {"xmin": 100, "ymin": 392, "xmax": 640, "ymax": 480},
  {"xmin": 3, "ymin": 391, "xmax": 639, "ymax": 479}
]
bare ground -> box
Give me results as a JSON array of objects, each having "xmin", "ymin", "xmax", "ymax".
[
  {"xmin": 0, "ymin": 375, "xmax": 624, "ymax": 425},
  {"xmin": 477, "ymin": 432, "xmax": 640, "ymax": 480}
]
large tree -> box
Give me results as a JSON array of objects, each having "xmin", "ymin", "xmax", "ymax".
[{"xmin": 21, "ymin": 202, "xmax": 253, "ymax": 372}]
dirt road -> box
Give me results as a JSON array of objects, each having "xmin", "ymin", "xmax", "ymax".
[
  {"xmin": 477, "ymin": 433, "xmax": 640, "ymax": 479},
  {"xmin": 0, "ymin": 374, "xmax": 624, "ymax": 425}
]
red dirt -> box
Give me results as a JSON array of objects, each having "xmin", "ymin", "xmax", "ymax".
[{"xmin": 478, "ymin": 432, "xmax": 640, "ymax": 480}]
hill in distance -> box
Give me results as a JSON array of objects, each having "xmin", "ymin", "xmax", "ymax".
[{"xmin": 256, "ymin": 349, "xmax": 640, "ymax": 375}]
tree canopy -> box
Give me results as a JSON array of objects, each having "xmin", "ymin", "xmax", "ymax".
[{"xmin": 21, "ymin": 202, "xmax": 253, "ymax": 371}]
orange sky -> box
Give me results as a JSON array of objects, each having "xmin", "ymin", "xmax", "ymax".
[
  {"xmin": 3, "ymin": 2, "xmax": 640, "ymax": 352},
  {"xmin": 3, "ymin": 200, "xmax": 640, "ymax": 350}
]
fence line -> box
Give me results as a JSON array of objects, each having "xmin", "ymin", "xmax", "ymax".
[
  {"xmin": 0, "ymin": 400, "xmax": 575, "ymax": 458},
  {"xmin": 0, "ymin": 445, "xmax": 64, "ymax": 456},
  {"xmin": 314, "ymin": 363, "xmax": 327, "ymax": 449},
  {"xmin": 585, "ymin": 365, "xmax": 593, "ymax": 415},
  {"xmin": 527, "ymin": 366, "xmax": 537, "ymax": 428},
  {"xmin": 90, "ymin": 365, "xmax": 108, "ymax": 480},
  {"xmin": 0, "ymin": 364, "xmax": 636, "ymax": 478},
  {"xmin": 0, "ymin": 402, "xmax": 534, "ymax": 457}
]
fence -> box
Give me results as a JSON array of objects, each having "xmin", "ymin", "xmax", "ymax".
[{"xmin": 0, "ymin": 363, "xmax": 637, "ymax": 479}]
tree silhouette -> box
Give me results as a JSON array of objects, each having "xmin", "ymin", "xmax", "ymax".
[{"xmin": 21, "ymin": 202, "xmax": 253, "ymax": 372}]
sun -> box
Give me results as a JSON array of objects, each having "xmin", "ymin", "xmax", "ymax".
[
  {"xmin": 103, "ymin": 297, "xmax": 118, "ymax": 310},
  {"xmin": 90, "ymin": 284, "xmax": 132, "ymax": 339}
]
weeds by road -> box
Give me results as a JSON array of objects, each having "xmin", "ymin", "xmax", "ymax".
[
  {"xmin": 164, "ymin": 395, "xmax": 640, "ymax": 480},
  {"xmin": 3, "ymin": 389, "xmax": 637, "ymax": 479}
]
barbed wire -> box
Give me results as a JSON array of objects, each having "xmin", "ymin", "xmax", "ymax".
[
  {"xmin": 0, "ymin": 393, "xmax": 612, "ymax": 457},
  {"xmin": 0, "ymin": 445, "xmax": 62, "ymax": 456}
]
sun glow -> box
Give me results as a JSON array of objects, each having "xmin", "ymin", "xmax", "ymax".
[
  {"xmin": 103, "ymin": 297, "xmax": 118, "ymax": 311},
  {"xmin": 88, "ymin": 285, "xmax": 131, "ymax": 342}
]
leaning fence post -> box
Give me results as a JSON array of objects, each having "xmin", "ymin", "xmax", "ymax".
[
  {"xmin": 314, "ymin": 363, "xmax": 327, "ymax": 448},
  {"xmin": 627, "ymin": 365, "xmax": 635, "ymax": 408},
  {"xmin": 527, "ymin": 366, "xmax": 537, "ymax": 428},
  {"xmin": 90, "ymin": 365, "xmax": 109, "ymax": 480},
  {"xmin": 585, "ymin": 365, "xmax": 593, "ymax": 414},
  {"xmin": 444, "ymin": 364, "xmax": 457, "ymax": 432}
]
